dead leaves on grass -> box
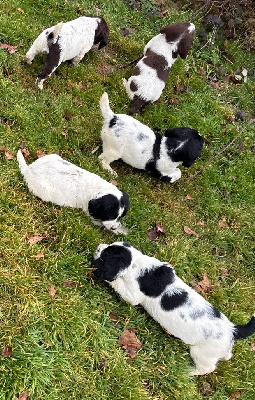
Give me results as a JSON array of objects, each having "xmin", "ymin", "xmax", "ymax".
[
  {"xmin": 193, "ymin": 273, "xmax": 212, "ymax": 295},
  {"xmin": 147, "ymin": 223, "xmax": 166, "ymax": 240},
  {"xmin": 25, "ymin": 232, "xmax": 48, "ymax": 245},
  {"xmin": 0, "ymin": 146, "xmax": 14, "ymax": 159},
  {"xmin": 118, "ymin": 328, "xmax": 142, "ymax": 358},
  {"xmin": 0, "ymin": 42, "xmax": 17, "ymax": 54},
  {"xmin": 1, "ymin": 346, "xmax": 13, "ymax": 357},
  {"xmin": 14, "ymin": 392, "xmax": 29, "ymax": 400},
  {"xmin": 184, "ymin": 225, "xmax": 199, "ymax": 238}
]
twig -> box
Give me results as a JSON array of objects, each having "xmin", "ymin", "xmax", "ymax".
[
  {"xmin": 115, "ymin": 53, "xmax": 143, "ymax": 71},
  {"xmin": 187, "ymin": 0, "xmax": 213, "ymax": 22},
  {"xmin": 181, "ymin": 121, "xmax": 254, "ymax": 185}
]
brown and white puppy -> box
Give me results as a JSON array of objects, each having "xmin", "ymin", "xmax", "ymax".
[
  {"xmin": 25, "ymin": 16, "xmax": 109, "ymax": 89},
  {"xmin": 123, "ymin": 22, "xmax": 195, "ymax": 114}
]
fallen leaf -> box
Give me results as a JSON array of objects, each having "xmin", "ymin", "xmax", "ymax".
[
  {"xmin": 4, "ymin": 150, "xmax": 14, "ymax": 159},
  {"xmin": 219, "ymin": 268, "xmax": 230, "ymax": 277},
  {"xmin": 26, "ymin": 232, "xmax": 48, "ymax": 244},
  {"xmin": 17, "ymin": 7, "xmax": 24, "ymax": 13},
  {"xmin": 211, "ymin": 81, "xmax": 219, "ymax": 89},
  {"xmin": 48, "ymin": 284, "xmax": 56, "ymax": 299},
  {"xmin": 118, "ymin": 328, "xmax": 142, "ymax": 358},
  {"xmin": 198, "ymin": 67, "xmax": 206, "ymax": 76},
  {"xmin": 62, "ymin": 130, "xmax": 67, "ymax": 139},
  {"xmin": 251, "ymin": 343, "xmax": 255, "ymax": 351},
  {"xmin": 158, "ymin": 9, "xmax": 168, "ymax": 17},
  {"xmin": 170, "ymin": 95, "xmax": 178, "ymax": 105},
  {"xmin": 1, "ymin": 346, "xmax": 13, "ymax": 357},
  {"xmin": 61, "ymin": 281, "xmax": 77, "ymax": 288},
  {"xmin": 75, "ymin": 99, "xmax": 82, "ymax": 105},
  {"xmin": 109, "ymin": 311, "xmax": 121, "ymax": 326},
  {"xmin": 184, "ymin": 193, "xmax": 192, "ymax": 200},
  {"xmin": 199, "ymin": 381, "xmax": 212, "ymax": 397},
  {"xmin": 193, "ymin": 273, "xmax": 212, "ymax": 295},
  {"xmin": 35, "ymin": 250, "xmax": 44, "ymax": 260},
  {"xmin": 197, "ymin": 220, "xmax": 205, "ymax": 226},
  {"xmin": 64, "ymin": 111, "xmax": 72, "ymax": 120},
  {"xmin": 14, "ymin": 392, "xmax": 29, "ymax": 400},
  {"xmin": 184, "ymin": 226, "xmax": 199, "ymax": 238},
  {"xmin": 147, "ymin": 223, "xmax": 166, "ymax": 240},
  {"xmin": 110, "ymin": 180, "xmax": 118, "ymax": 186},
  {"xmin": 230, "ymin": 391, "xmax": 244, "ymax": 400},
  {"xmin": 21, "ymin": 148, "xmax": 30, "ymax": 158},
  {"xmin": 120, "ymin": 27, "xmax": 129, "ymax": 37},
  {"xmin": 36, "ymin": 150, "xmax": 46, "ymax": 158},
  {"xmin": 77, "ymin": 81, "xmax": 87, "ymax": 91},
  {"xmin": 0, "ymin": 42, "xmax": 17, "ymax": 54},
  {"xmin": 96, "ymin": 360, "xmax": 109, "ymax": 370},
  {"xmin": 218, "ymin": 217, "xmax": 227, "ymax": 228}
]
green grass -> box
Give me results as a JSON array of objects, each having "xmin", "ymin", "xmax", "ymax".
[{"xmin": 1, "ymin": 0, "xmax": 255, "ymax": 399}]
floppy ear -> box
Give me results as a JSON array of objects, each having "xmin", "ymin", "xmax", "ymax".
[
  {"xmin": 160, "ymin": 22, "xmax": 190, "ymax": 42},
  {"xmin": 92, "ymin": 245, "xmax": 132, "ymax": 282},
  {"xmin": 119, "ymin": 192, "xmax": 130, "ymax": 218},
  {"xmin": 94, "ymin": 18, "xmax": 109, "ymax": 49},
  {"xmin": 177, "ymin": 29, "xmax": 195, "ymax": 59},
  {"xmin": 88, "ymin": 194, "xmax": 119, "ymax": 222}
]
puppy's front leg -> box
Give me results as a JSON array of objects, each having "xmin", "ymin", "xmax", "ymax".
[
  {"xmin": 98, "ymin": 153, "xmax": 118, "ymax": 177},
  {"xmin": 168, "ymin": 168, "xmax": 182, "ymax": 183},
  {"xmin": 110, "ymin": 277, "xmax": 141, "ymax": 306}
]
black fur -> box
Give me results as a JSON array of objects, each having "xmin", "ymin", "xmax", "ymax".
[
  {"xmin": 93, "ymin": 245, "xmax": 132, "ymax": 282},
  {"xmin": 109, "ymin": 116, "xmax": 117, "ymax": 128},
  {"xmin": 37, "ymin": 41, "xmax": 61, "ymax": 80},
  {"xmin": 160, "ymin": 290, "xmax": 188, "ymax": 311},
  {"xmin": 145, "ymin": 131, "xmax": 162, "ymax": 179},
  {"xmin": 88, "ymin": 194, "xmax": 120, "ymax": 222},
  {"xmin": 138, "ymin": 264, "xmax": 175, "ymax": 298},
  {"xmin": 94, "ymin": 17, "xmax": 109, "ymax": 50},
  {"xmin": 129, "ymin": 95, "xmax": 149, "ymax": 115},
  {"xmin": 119, "ymin": 192, "xmax": 130, "ymax": 219},
  {"xmin": 160, "ymin": 23, "xmax": 195, "ymax": 59},
  {"xmin": 234, "ymin": 315, "xmax": 255, "ymax": 340},
  {"xmin": 164, "ymin": 127, "xmax": 204, "ymax": 168}
]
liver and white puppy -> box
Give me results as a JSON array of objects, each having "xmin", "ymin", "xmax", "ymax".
[
  {"xmin": 123, "ymin": 22, "xmax": 195, "ymax": 114},
  {"xmin": 25, "ymin": 16, "xmax": 109, "ymax": 89},
  {"xmin": 17, "ymin": 151, "xmax": 129, "ymax": 234},
  {"xmin": 99, "ymin": 92, "xmax": 203, "ymax": 183},
  {"xmin": 92, "ymin": 241, "xmax": 255, "ymax": 375}
]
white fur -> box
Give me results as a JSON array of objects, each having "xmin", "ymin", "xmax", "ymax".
[
  {"xmin": 17, "ymin": 151, "xmax": 128, "ymax": 234},
  {"xmin": 99, "ymin": 92, "xmax": 182, "ymax": 182}
]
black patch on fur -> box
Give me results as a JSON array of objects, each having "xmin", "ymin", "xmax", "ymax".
[
  {"xmin": 233, "ymin": 314, "xmax": 255, "ymax": 341},
  {"xmin": 189, "ymin": 309, "xmax": 206, "ymax": 320},
  {"xmin": 132, "ymin": 65, "xmax": 140, "ymax": 76},
  {"xmin": 145, "ymin": 131, "xmax": 162, "ymax": 179},
  {"xmin": 37, "ymin": 40, "xmax": 61, "ymax": 80},
  {"xmin": 118, "ymin": 192, "xmax": 130, "ymax": 219},
  {"xmin": 92, "ymin": 245, "xmax": 132, "ymax": 282},
  {"xmin": 88, "ymin": 194, "xmax": 119, "ymax": 222},
  {"xmin": 94, "ymin": 17, "xmax": 109, "ymax": 49},
  {"xmin": 164, "ymin": 127, "xmax": 204, "ymax": 168},
  {"xmin": 172, "ymin": 50, "xmax": 178, "ymax": 59},
  {"xmin": 160, "ymin": 290, "xmax": 188, "ymax": 311},
  {"xmin": 109, "ymin": 115, "xmax": 117, "ymax": 128},
  {"xmin": 143, "ymin": 49, "xmax": 170, "ymax": 82},
  {"xmin": 137, "ymin": 132, "xmax": 146, "ymax": 141},
  {"xmin": 130, "ymin": 80, "xmax": 138, "ymax": 92},
  {"xmin": 138, "ymin": 264, "xmax": 175, "ymax": 298},
  {"xmin": 122, "ymin": 242, "xmax": 131, "ymax": 247},
  {"xmin": 129, "ymin": 95, "xmax": 148, "ymax": 115},
  {"xmin": 160, "ymin": 22, "xmax": 195, "ymax": 59},
  {"xmin": 47, "ymin": 32, "xmax": 54, "ymax": 40},
  {"xmin": 211, "ymin": 306, "xmax": 221, "ymax": 319}
]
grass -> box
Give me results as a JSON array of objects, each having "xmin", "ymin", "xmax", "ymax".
[{"xmin": 0, "ymin": 0, "xmax": 255, "ymax": 399}]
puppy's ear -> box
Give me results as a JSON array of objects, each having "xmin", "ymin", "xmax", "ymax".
[
  {"xmin": 92, "ymin": 245, "xmax": 132, "ymax": 282},
  {"xmin": 95, "ymin": 18, "xmax": 109, "ymax": 49},
  {"xmin": 176, "ymin": 29, "xmax": 195, "ymax": 59},
  {"xmin": 88, "ymin": 194, "xmax": 119, "ymax": 222},
  {"xmin": 119, "ymin": 192, "xmax": 130, "ymax": 218}
]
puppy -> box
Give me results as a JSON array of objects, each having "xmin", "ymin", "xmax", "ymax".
[
  {"xmin": 92, "ymin": 241, "xmax": 255, "ymax": 375},
  {"xmin": 99, "ymin": 92, "xmax": 203, "ymax": 183},
  {"xmin": 17, "ymin": 151, "xmax": 129, "ymax": 234},
  {"xmin": 123, "ymin": 22, "xmax": 195, "ymax": 114},
  {"xmin": 25, "ymin": 16, "xmax": 109, "ymax": 89}
]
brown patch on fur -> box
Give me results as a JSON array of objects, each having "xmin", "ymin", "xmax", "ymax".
[
  {"xmin": 94, "ymin": 17, "xmax": 109, "ymax": 49},
  {"xmin": 130, "ymin": 80, "xmax": 138, "ymax": 92},
  {"xmin": 143, "ymin": 49, "xmax": 170, "ymax": 82},
  {"xmin": 129, "ymin": 95, "xmax": 148, "ymax": 114},
  {"xmin": 132, "ymin": 65, "xmax": 141, "ymax": 76},
  {"xmin": 160, "ymin": 22, "xmax": 195, "ymax": 59},
  {"xmin": 37, "ymin": 41, "xmax": 61, "ymax": 80}
]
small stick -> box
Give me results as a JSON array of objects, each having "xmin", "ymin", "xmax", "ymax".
[
  {"xmin": 115, "ymin": 53, "xmax": 143, "ymax": 71},
  {"xmin": 182, "ymin": 121, "xmax": 254, "ymax": 185},
  {"xmin": 187, "ymin": 0, "xmax": 213, "ymax": 22}
]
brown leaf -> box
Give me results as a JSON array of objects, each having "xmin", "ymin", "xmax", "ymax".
[
  {"xmin": 193, "ymin": 273, "xmax": 212, "ymax": 295},
  {"xmin": 184, "ymin": 193, "xmax": 192, "ymax": 200},
  {"xmin": 21, "ymin": 148, "xmax": 30, "ymax": 158},
  {"xmin": 48, "ymin": 284, "xmax": 56, "ymax": 299},
  {"xmin": 197, "ymin": 220, "xmax": 205, "ymax": 226},
  {"xmin": 118, "ymin": 328, "xmax": 142, "ymax": 358},
  {"xmin": 96, "ymin": 360, "xmax": 109, "ymax": 370},
  {"xmin": 198, "ymin": 67, "xmax": 206, "ymax": 76},
  {"xmin": 147, "ymin": 223, "xmax": 166, "ymax": 240},
  {"xmin": 108, "ymin": 311, "xmax": 121, "ymax": 326},
  {"xmin": 35, "ymin": 250, "xmax": 44, "ymax": 260},
  {"xmin": 75, "ymin": 99, "xmax": 82, "ymax": 105},
  {"xmin": 26, "ymin": 232, "xmax": 48, "ymax": 244},
  {"xmin": 199, "ymin": 381, "xmax": 212, "ymax": 397},
  {"xmin": 210, "ymin": 81, "xmax": 219, "ymax": 89},
  {"xmin": 251, "ymin": 343, "xmax": 255, "ymax": 351},
  {"xmin": 61, "ymin": 281, "xmax": 77, "ymax": 288},
  {"xmin": 0, "ymin": 42, "xmax": 17, "ymax": 54},
  {"xmin": 62, "ymin": 130, "xmax": 67, "ymax": 139},
  {"xmin": 17, "ymin": 7, "xmax": 24, "ymax": 13},
  {"xmin": 14, "ymin": 392, "xmax": 29, "ymax": 400},
  {"xmin": 230, "ymin": 391, "xmax": 244, "ymax": 400},
  {"xmin": 4, "ymin": 150, "xmax": 14, "ymax": 159},
  {"xmin": 218, "ymin": 217, "xmax": 227, "ymax": 228},
  {"xmin": 77, "ymin": 81, "xmax": 87, "ymax": 91},
  {"xmin": 36, "ymin": 150, "xmax": 46, "ymax": 158},
  {"xmin": 110, "ymin": 180, "xmax": 118, "ymax": 186},
  {"xmin": 1, "ymin": 346, "xmax": 13, "ymax": 357},
  {"xmin": 120, "ymin": 27, "xmax": 129, "ymax": 37},
  {"xmin": 158, "ymin": 9, "xmax": 168, "ymax": 17},
  {"xmin": 184, "ymin": 225, "xmax": 199, "ymax": 238},
  {"xmin": 170, "ymin": 95, "xmax": 178, "ymax": 105}
]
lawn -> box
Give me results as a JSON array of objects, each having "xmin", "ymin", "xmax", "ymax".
[{"xmin": 0, "ymin": 0, "xmax": 254, "ymax": 399}]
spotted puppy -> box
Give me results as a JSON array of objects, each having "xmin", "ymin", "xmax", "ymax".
[
  {"xmin": 17, "ymin": 151, "xmax": 129, "ymax": 234},
  {"xmin": 99, "ymin": 92, "xmax": 203, "ymax": 183},
  {"xmin": 123, "ymin": 22, "xmax": 195, "ymax": 114},
  {"xmin": 25, "ymin": 16, "xmax": 109, "ymax": 89},
  {"xmin": 92, "ymin": 241, "xmax": 255, "ymax": 375}
]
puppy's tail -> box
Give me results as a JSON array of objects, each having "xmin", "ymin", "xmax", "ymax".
[
  {"xmin": 233, "ymin": 313, "xmax": 255, "ymax": 340},
  {"xmin": 99, "ymin": 92, "xmax": 114, "ymax": 122},
  {"xmin": 17, "ymin": 149, "xmax": 28, "ymax": 175},
  {"xmin": 48, "ymin": 21, "xmax": 63, "ymax": 44}
]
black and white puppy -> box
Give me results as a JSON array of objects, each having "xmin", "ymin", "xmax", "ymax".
[
  {"xmin": 99, "ymin": 92, "xmax": 203, "ymax": 183},
  {"xmin": 123, "ymin": 22, "xmax": 195, "ymax": 114},
  {"xmin": 17, "ymin": 151, "xmax": 129, "ymax": 234},
  {"xmin": 25, "ymin": 16, "xmax": 109, "ymax": 89},
  {"xmin": 92, "ymin": 241, "xmax": 255, "ymax": 375}
]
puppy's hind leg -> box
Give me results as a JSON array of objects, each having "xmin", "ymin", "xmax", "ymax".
[
  {"xmin": 99, "ymin": 152, "xmax": 119, "ymax": 177},
  {"xmin": 71, "ymin": 46, "xmax": 90, "ymax": 66},
  {"xmin": 189, "ymin": 344, "xmax": 219, "ymax": 376}
]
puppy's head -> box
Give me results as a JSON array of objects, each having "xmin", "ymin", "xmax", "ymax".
[
  {"xmin": 94, "ymin": 17, "xmax": 109, "ymax": 49},
  {"xmin": 88, "ymin": 191, "xmax": 129, "ymax": 231},
  {"xmin": 160, "ymin": 22, "xmax": 195, "ymax": 59},
  {"xmin": 92, "ymin": 242, "xmax": 132, "ymax": 281}
]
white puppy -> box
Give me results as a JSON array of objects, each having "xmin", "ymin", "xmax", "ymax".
[
  {"xmin": 123, "ymin": 22, "xmax": 195, "ymax": 114},
  {"xmin": 92, "ymin": 241, "xmax": 255, "ymax": 375},
  {"xmin": 99, "ymin": 92, "xmax": 203, "ymax": 183},
  {"xmin": 17, "ymin": 151, "xmax": 129, "ymax": 234},
  {"xmin": 25, "ymin": 16, "xmax": 109, "ymax": 89}
]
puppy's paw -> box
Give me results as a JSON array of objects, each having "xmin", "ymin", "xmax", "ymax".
[
  {"xmin": 36, "ymin": 78, "xmax": 44, "ymax": 90},
  {"xmin": 24, "ymin": 57, "xmax": 33, "ymax": 65}
]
